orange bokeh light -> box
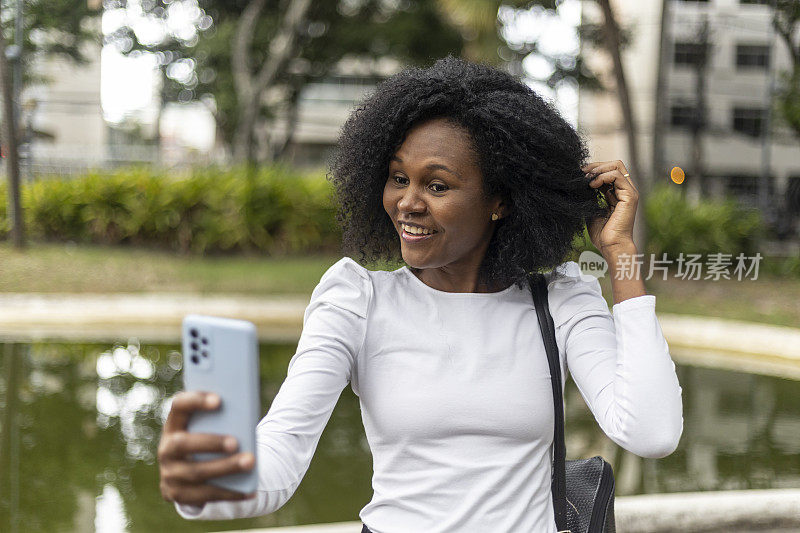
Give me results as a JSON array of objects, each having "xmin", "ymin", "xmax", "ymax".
[{"xmin": 670, "ymin": 166, "xmax": 685, "ymax": 185}]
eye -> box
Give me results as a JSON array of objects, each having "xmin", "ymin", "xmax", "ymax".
[{"xmin": 391, "ymin": 175, "xmax": 448, "ymax": 192}]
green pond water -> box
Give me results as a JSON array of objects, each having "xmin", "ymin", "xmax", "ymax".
[{"xmin": 1, "ymin": 340, "xmax": 799, "ymax": 532}]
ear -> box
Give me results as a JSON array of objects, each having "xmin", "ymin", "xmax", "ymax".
[{"xmin": 491, "ymin": 197, "xmax": 512, "ymax": 219}]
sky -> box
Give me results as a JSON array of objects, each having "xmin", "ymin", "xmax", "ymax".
[
  {"xmin": 500, "ymin": 0, "xmax": 582, "ymax": 125},
  {"xmin": 100, "ymin": 0, "xmax": 582, "ymax": 150}
]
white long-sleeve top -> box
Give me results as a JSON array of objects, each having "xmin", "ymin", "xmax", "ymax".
[{"xmin": 175, "ymin": 257, "xmax": 684, "ymax": 532}]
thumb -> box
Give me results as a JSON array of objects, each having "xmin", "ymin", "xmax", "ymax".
[{"xmin": 588, "ymin": 215, "xmax": 607, "ymax": 246}]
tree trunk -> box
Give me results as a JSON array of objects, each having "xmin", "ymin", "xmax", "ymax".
[
  {"xmin": 0, "ymin": 1, "xmax": 24, "ymax": 248},
  {"xmin": 651, "ymin": 0, "xmax": 671, "ymax": 192},
  {"xmin": 231, "ymin": 0, "xmax": 313, "ymax": 166},
  {"xmin": 273, "ymin": 78, "xmax": 303, "ymax": 162},
  {"xmin": 231, "ymin": 0, "xmax": 266, "ymax": 165},
  {"xmin": 232, "ymin": 92, "xmax": 260, "ymax": 165},
  {"xmin": 597, "ymin": 0, "xmax": 646, "ymax": 252},
  {"xmin": 154, "ymin": 67, "xmax": 165, "ymax": 166}
]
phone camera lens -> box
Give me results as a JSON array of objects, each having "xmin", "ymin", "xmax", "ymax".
[
  {"xmin": 190, "ymin": 328, "xmax": 199, "ymax": 338},
  {"xmin": 191, "ymin": 342, "xmax": 199, "ymax": 350},
  {"xmin": 191, "ymin": 355, "xmax": 199, "ymax": 364}
]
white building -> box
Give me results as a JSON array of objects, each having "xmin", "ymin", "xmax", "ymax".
[
  {"xmin": 24, "ymin": 18, "xmax": 109, "ymax": 175},
  {"xmin": 266, "ymin": 56, "xmax": 405, "ymax": 170},
  {"xmin": 579, "ymin": 0, "xmax": 800, "ymax": 237}
]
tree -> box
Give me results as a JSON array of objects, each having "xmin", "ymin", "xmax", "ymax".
[
  {"xmin": 106, "ymin": 0, "xmax": 469, "ymax": 164},
  {"xmin": 0, "ymin": 1, "xmax": 23, "ymax": 248},
  {"xmin": 432, "ymin": 1, "xmax": 607, "ymax": 90},
  {"xmin": 231, "ymin": 0, "xmax": 310, "ymax": 164},
  {"xmin": 592, "ymin": 0, "xmax": 646, "ymax": 250},
  {"xmin": 0, "ymin": 0, "xmax": 103, "ymax": 249},
  {"xmin": 773, "ymin": 0, "xmax": 800, "ymax": 144},
  {"xmin": 493, "ymin": 1, "xmax": 643, "ymax": 247},
  {"xmin": 107, "ymin": 0, "xmax": 637, "ymax": 207}
]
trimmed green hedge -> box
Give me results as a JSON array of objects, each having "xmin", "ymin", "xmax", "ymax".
[
  {"xmin": 0, "ymin": 172, "xmax": 768, "ymax": 261},
  {"xmin": 0, "ymin": 166, "xmax": 342, "ymax": 255},
  {"xmin": 566, "ymin": 184, "xmax": 766, "ymax": 266},
  {"xmin": 644, "ymin": 184, "xmax": 764, "ymax": 258}
]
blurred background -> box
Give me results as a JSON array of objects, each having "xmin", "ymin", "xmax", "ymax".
[{"xmin": 1, "ymin": 0, "xmax": 799, "ymax": 531}]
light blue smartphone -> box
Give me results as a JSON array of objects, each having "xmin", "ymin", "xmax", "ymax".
[{"xmin": 181, "ymin": 314, "xmax": 260, "ymax": 494}]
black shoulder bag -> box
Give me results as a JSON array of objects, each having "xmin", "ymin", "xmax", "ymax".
[{"xmin": 528, "ymin": 272, "xmax": 616, "ymax": 533}]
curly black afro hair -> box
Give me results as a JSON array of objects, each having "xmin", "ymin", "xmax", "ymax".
[{"xmin": 327, "ymin": 54, "xmax": 606, "ymax": 290}]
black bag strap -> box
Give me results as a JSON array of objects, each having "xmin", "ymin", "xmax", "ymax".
[{"xmin": 528, "ymin": 272, "xmax": 568, "ymax": 531}]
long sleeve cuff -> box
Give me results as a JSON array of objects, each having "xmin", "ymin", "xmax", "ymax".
[
  {"xmin": 175, "ymin": 502, "xmax": 204, "ymax": 519},
  {"xmin": 611, "ymin": 293, "xmax": 656, "ymax": 314}
]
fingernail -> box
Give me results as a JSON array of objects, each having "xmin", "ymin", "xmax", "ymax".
[
  {"xmin": 239, "ymin": 453, "xmax": 254, "ymax": 469},
  {"xmin": 224, "ymin": 436, "xmax": 237, "ymax": 452},
  {"xmin": 205, "ymin": 394, "xmax": 220, "ymax": 408}
]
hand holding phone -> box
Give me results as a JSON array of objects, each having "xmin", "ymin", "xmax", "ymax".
[
  {"xmin": 157, "ymin": 315, "xmax": 261, "ymax": 505},
  {"xmin": 158, "ymin": 391, "xmax": 257, "ymax": 505}
]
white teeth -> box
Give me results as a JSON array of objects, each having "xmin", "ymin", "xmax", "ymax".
[{"xmin": 402, "ymin": 224, "xmax": 433, "ymax": 235}]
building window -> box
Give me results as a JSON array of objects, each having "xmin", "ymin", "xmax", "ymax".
[
  {"xmin": 787, "ymin": 177, "xmax": 800, "ymax": 215},
  {"xmin": 725, "ymin": 175, "xmax": 774, "ymax": 209},
  {"xmin": 674, "ymin": 42, "xmax": 706, "ymax": 66},
  {"xmin": 736, "ymin": 44, "xmax": 770, "ymax": 70},
  {"xmin": 670, "ymin": 105, "xmax": 696, "ymax": 128},
  {"xmin": 732, "ymin": 107, "xmax": 765, "ymax": 137},
  {"xmin": 725, "ymin": 176, "xmax": 758, "ymax": 207}
]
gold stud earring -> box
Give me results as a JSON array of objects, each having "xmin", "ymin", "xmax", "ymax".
[{"xmin": 491, "ymin": 213, "xmax": 499, "ymax": 221}]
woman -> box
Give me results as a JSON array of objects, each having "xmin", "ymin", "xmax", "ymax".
[{"xmin": 157, "ymin": 56, "xmax": 683, "ymax": 532}]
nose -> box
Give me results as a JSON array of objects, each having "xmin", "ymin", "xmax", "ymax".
[{"xmin": 397, "ymin": 182, "xmax": 427, "ymax": 214}]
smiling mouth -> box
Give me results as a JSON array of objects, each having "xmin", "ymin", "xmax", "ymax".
[
  {"xmin": 399, "ymin": 222, "xmax": 437, "ymax": 234},
  {"xmin": 401, "ymin": 227, "xmax": 436, "ymax": 241}
]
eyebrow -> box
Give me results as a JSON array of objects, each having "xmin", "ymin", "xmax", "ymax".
[{"xmin": 390, "ymin": 155, "xmax": 463, "ymax": 181}]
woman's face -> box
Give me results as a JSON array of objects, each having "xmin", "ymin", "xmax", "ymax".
[{"xmin": 382, "ymin": 117, "xmax": 506, "ymax": 282}]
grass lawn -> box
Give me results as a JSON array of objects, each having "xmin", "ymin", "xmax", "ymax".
[
  {"xmin": 598, "ymin": 274, "xmax": 800, "ymax": 328},
  {"xmin": 1, "ymin": 242, "xmax": 798, "ymax": 327},
  {"xmin": 0, "ymin": 242, "xmax": 356, "ymax": 295}
]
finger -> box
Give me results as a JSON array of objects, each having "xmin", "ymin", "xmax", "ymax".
[
  {"xmin": 587, "ymin": 162, "xmax": 637, "ymax": 192},
  {"xmin": 167, "ymin": 452, "xmax": 256, "ymax": 484},
  {"xmin": 192, "ymin": 452, "xmax": 256, "ymax": 481},
  {"xmin": 589, "ymin": 170, "xmax": 635, "ymax": 194},
  {"xmin": 619, "ymin": 169, "xmax": 637, "ymax": 192},
  {"xmin": 587, "ymin": 171, "xmax": 620, "ymax": 188},
  {"xmin": 159, "ymin": 431, "xmax": 238, "ymax": 461},
  {"xmin": 585, "ymin": 159, "xmax": 629, "ymax": 176},
  {"xmin": 583, "ymin": 161, "xmax": 617, "ymax": 175},
  {"xmin": 581, "ymin": 161, "xmax": 605, "ymax": 173},
  {"xmin": 600, "ymin": 184, "xmax": 619, "ymax": 207},
  {"xmin": 614, "ymin": 189, "xmax": 638, "ymax": 206},
  {"xmin": 585, "ymin": 162, "xmax": 624, "ymax": 178},
  {"xmin": 164, "ymin": 391, "xmax": 221, "ymax": 434},
  {"xmin": 165, "ymin": 482, "xmax": 257, "ymax": 505}
]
